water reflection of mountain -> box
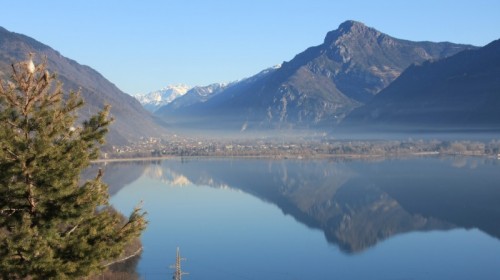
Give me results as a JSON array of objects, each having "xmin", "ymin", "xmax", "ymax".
[
  {"xmin": 84, "ymin": 162, "xmax": 149, "ymax": 195},
  {"xmin": 375, "ymin": 157, "xmax": 500, "ymax": 240},
  {"xmin": 156, "ymin": 157, "xmax": 500, "ymax": 253}
]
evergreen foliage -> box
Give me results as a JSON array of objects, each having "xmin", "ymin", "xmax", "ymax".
[{"xmin": 0, "ymin": 56, "xmax": 147, "ymax": 279}]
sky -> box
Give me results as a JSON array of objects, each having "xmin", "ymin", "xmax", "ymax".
[{"xmin": 2, "ymin": 0, "xmax": 500, "ymax": 95}]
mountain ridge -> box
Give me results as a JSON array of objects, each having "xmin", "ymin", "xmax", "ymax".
[
  {"xmin": 0, "ymin": 26, "xmax": 167, "ymax": 145},
  {"xmin": 341, "ymin": 38, "xmax": 500, "ymax": 131},
  {"xmin": 134, "ymin": 84, "xmax": 192, "ymax": 112},
  {"xmin": 154, "ymin": 20, "xmax": 475, "ymax": 131}
]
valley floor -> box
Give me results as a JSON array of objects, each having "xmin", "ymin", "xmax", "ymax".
[{"xmin": 98, "ymin": 134, "xmax": 500, "ymax": 161}]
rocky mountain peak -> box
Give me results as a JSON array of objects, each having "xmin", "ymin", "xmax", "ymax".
[
  {"xmin": 337, "ymin": 20, "xmax": 367, "ymax": 33},
  {"xmin": 152, "ymin": 21, "xmax": 475, "ymax": 131},
  {"xmin": 324, "ymin": 20, "xmax": 380, "ymax": 46}
]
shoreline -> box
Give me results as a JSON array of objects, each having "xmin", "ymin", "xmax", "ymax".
[
  {"xmin": 91, "ymin": 154, "xmax": 388, "ymax": 163},
  {"xmin": 90, "ymin": 151, "xmax": 498, "ymax": 164}
]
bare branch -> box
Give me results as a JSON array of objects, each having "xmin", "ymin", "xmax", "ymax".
[
  {"xmin": 65, "ymin": 223, "xmax": 79, "ymax": 236},
  {"xmin": 102, "ymin": 247, "xmax": 143, "ymax": 267}
]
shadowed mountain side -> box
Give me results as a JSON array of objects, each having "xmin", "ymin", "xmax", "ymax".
[
  {"xmin": 155, "ymin": 20, "xmax": 474, "ymax": 131},
  {"xmin": 155, "ymin": 67, "xmax": 279, "ymax": 130},
  {"xmin": 0, "ymin": 26, "xmax": 167, "ymax": 145},
  {"xmin": 342, "ymin": 39, "xmax": 500, "ymax": 131}
]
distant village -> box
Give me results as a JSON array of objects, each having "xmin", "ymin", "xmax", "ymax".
[{"xmin": 103, "ymin": 136, "xmax": 500, "ymax": 160}]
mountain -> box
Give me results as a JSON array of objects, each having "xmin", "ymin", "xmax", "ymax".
[
  {"xmin": 342, "ymin": 38, "xmax": 500, "ymax": 131},
  {"xmin": 155, "ymin": 20, "xmax": 475, "ymax": 131},
  {"xmin": 134, "ymin": 84, "xmax": 191, "ymax": 113},
  {"xmin": 155, "ymin": 66, "xmax": 281, "ymax": 129},
  {"xmin": 0, "ymin": 26, "xmax": 166, "ymax": 145},
  {"xmin": 158, "ymin": 82, "xmax": 229, "ymax": 112}
]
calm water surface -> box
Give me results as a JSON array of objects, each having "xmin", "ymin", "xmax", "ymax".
[{"xmin": 105, "ymin": 157, "xmax": 500, "ymax": 279}]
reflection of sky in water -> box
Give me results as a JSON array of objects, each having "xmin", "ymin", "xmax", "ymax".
[
  {"xmin": 109, "ymin": 158, "xmax": 500, "ymax": 280},
  {"xmin": 111, "ymin": 178, "xmax": 328, "ymax": 279}
]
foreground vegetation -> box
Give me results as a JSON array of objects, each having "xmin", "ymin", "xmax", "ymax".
[{"xmin": 0, "ymin": 57, "xmax": 146, "ymax": 279}]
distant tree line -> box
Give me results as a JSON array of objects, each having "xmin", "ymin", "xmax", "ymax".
[{"xmin": 107, "ymin": 138, "xmax": 500, "ymax": 159}]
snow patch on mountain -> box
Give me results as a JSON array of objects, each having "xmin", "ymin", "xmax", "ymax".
[
  {"xmin": 191, "ymin": 82, "xmax": 229, "ymax": 99},
  {"xmin": 136, "ymin": 64, "xmax": 282, "ymax": 113},
  {"xmin": 134, "ymin": 84, "xmax": 192, "ymax": 112}
]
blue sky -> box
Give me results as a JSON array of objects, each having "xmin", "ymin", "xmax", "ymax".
[{"xmin": 2, "ymin": 0, "xmax": 499, "ymax": 94}]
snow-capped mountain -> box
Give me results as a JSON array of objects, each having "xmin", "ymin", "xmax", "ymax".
[
  {"xmin": 156, "ymin": 82, "xmax": 230, "ymax": 113},
  {"xmin": 182, "ymin": 82, "xmax": 230, "ymax": 103},
  {"xmin": 157, "ymin": 66, "xmax": 281, "ymax": 114},
  {"xmin": 134, "ymin": 84, "xmax": 192, "ymax": 112}
]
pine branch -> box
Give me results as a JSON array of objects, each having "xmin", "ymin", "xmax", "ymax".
[
  {"xmin": 2, "ymin": 146, "xmax": 20, "ymax": 161},
  {"xmin": 102, "ymin": 247, "xmax": 143, "ymax": 267},
  {"xmin": 0, "ymin": 55, "xmax": 144, "ymax": 278},
  {"xmin": 64, "ymin": 223, "xmax": 80, "ymax": 237},
  {"xmin": 0, "ymin": 208, "xmax": 27, "ymax": 216},
  {"xmin": 5, "ymin": 119, "xmax": 19, "ymax": 129}
]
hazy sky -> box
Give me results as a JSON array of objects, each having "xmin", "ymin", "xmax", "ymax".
[{"xmin": 2, "ymin": 0, "xmax": 499, "ymax": 94}]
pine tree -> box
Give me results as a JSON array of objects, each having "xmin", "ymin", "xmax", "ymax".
[{"xmin": 0, "ymin": 55, "xmax": 147, "ymax": 279}]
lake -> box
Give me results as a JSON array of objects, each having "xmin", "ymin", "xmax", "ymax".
[{"xmin": 103, "ymin": 156, "xmax": 500, "ymax": 279}]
